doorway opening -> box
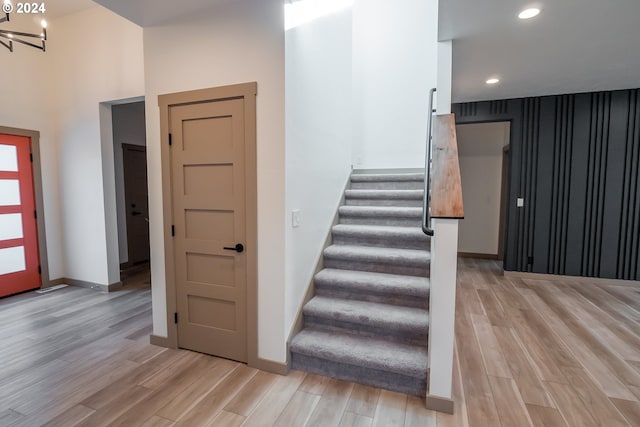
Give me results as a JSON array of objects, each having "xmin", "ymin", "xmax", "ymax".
[
  {"xmin": 456, "ymin": 121, "xmax": 510, "ymax": 261},
  {"xmin": 111, "ymin": 101, "xmax": 149, "ymax": 280},
  {"xmin": 99, "ymin": 97, "xmax": 148, "ymax": 288}
]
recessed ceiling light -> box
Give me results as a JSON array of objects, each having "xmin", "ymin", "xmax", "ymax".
[
  {"xmin": 486, "ymin": 78, "xmax": 500, "ymax": 85},
  {"xmin": 518, "ymin": 8, "xmax": 540, "ymax": 19}
]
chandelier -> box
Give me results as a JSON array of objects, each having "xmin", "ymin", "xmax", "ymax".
[{"xmin": 0, "ymin": 1, "xmax": 47, "ymax": 52}]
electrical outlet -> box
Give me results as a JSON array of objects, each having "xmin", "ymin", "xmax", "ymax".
[{"xmin": 292, "ymin": 209, "xmax": 301, "ymax": 228}]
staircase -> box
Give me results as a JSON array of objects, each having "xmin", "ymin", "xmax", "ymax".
[{"xmin": 290, "ymin": 171, "xmax": 431, "ymax": 396}]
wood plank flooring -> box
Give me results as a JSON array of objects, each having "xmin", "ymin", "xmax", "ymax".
[{"xmin": 1, "ymin": 260, "xmax": 639, "ymax": 426}]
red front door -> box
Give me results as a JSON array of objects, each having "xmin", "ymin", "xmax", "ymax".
[{"xmin": 0, "ymin": 134, "xmax": 40, "ymax": 297}]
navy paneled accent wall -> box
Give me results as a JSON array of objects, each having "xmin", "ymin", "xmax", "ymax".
[{"xmin": 453, "ymin": 89, "xmax": 640, "ymax": 280}]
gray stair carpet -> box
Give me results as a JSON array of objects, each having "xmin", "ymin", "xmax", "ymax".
[
  {"xmin": 345, "ymin": 189, "xmax": 424, "ymax": 207},
  {"xmin": 290, "ymin": 171, "xmax": 431, "ymax": 396},
  {"xmin": 338, "ymin": 206, "xmax": 423, "ymax": 227},
  {"xmin": 331, "ymin": 224, "xmax": 429, "ymax": 249},
  {"xmin": 350, "ymin": 173, "xmax": 425, "ymax": 190},
  {"xmin": 314, "ymin": 269, "xmax": 429, "ymax": 308}
]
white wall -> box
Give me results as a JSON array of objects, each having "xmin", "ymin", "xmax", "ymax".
[
  {"xmin": 0, "ymin": 8, "xmax": 144, "ymax": 284},
  {"xmin": 352, "ymin": 0, "xmax": 439, "ymax": 169},
  {"xmin": 284, "ymin": 9, "xmax": 353, "ymax": 337},
  {"xmin": 143, "ymin": 0, "xmax": 287, "ymax": 363},
  {"xmin": 111, "ymin": 101, "xmax": 146, "ymax": 264},
  {"xmin": 283, "ymin": 0, "xmax": 442, "ymax": 338},
  {"xmin": 436, "ymin": 40, "xmax": 453, "ymax": 114},
  {"xmin": 0, "ymin": 24, "xmax": 62, "ymax": 280},
  {"xmin": 98, "ymin": 103, "xmax": 121, "ymax": 285},
  {"xmin": 49, "ymin": 7, "xmax": 145, "ymax": 286},
  {"xmin": 457, "ymin": 122, "xmax": 509, "ymax": 255}
]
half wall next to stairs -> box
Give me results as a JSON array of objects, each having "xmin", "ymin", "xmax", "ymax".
[{"xmin": 290, "ymin": 171, "xmax": 431, "ymax": 396}]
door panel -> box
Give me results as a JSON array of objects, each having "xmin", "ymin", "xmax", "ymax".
[
  {"xmin": 186, "ymin": 252, "xmax": 235, "ymax": 286},
  {"xmin": 0, "ymin": 134, "xmax": 40, "ymax": 297},
  {"xmin": 0, "ymin": 179, "xmax": 21, "ymax": 205},
  {"xmin": 171, "ymin": 98, "xmax": 247, "ymax": 362},
  {"xmin": 0, "ymin": 213, "xmax": 24, "ymax": 240},
  {"xmin": 184, "ymin": 210, "xmax": 234, "ymax": 241}
]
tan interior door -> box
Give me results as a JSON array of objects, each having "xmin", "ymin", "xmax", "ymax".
[{"xmin": 171, "ymin": 98, "xmax": 247, "ymax": 362}]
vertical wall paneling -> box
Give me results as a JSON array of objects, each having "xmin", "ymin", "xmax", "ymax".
[
  {"xmin": 561, "ymin": 96, "xmax": 574, "ymax": 275},
  {"xmin": 582, "ymin": 94, "xmax": 596, "ymax": 275},
  {"xmin": 532, "ymin": 97, "xmax": 554, "ymax": 274},
  {"xmin": 454, "ymin": 88, "xmax": 640, "ymax": 280},
  {"xmin": 630, "ymin": 91, "xmax": 640, "ymax": 279},
  {"xmin": 522, "ymin": 98, "xmax": 540, "ymax": 272},
  {"xmin": 549, "ymin": 95, "xmax": 575, "ymax": 275},
  {"xmin": 601, "ymin": 92, "xmax": 627, "ymax": 278},
  {"xmin": 595, "ymin": 93, "xmax": 611, "ymax": 276},
  {"xmin": 566, "ymin": 94, "xmax": 591, "ymax": 276},
  {"xmin": 516, "ymin": 101, "xmax": 526, "ymax": 270},
  {"xmin": 618, "ymin": 91, "xmax": 633, "ymax": 278},
  {"xmin": 503, "ymin": 100, "xmax": 520, "ymax": 271}
]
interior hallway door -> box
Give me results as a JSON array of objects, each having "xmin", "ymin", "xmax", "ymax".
[
  {"xmin": 0, "ymin": 134, "xmax": 40, "ymax": 297},
  {"xmin": 171, "ymin": 98, "xmax": 248, "ymax": 362},
  {"xmin": 123, "ymin": 144, "xmax": 150, "ymax": 265}
]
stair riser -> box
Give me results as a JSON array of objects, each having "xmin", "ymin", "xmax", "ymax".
[
  {"xmin": 291, "ymin": 353, "xmax": 426, "ymax": 396},
  {"xmin": 324, "ymin": 258, "xmax": 429, "ymax": 277},
  {"xmin": 345, "ymin": 198, "xmax": 423, "ymax": 207},
  {"xmin": 303, "ymin": 316, "xmax": 428, "ymax": 346},
  {"xmin": 339, "ymin": 216, "xmax": 422, "ymax": 227},
  {"xmin": 315, "ymin": 287, "xmax": 428, "ymax": 309},
  {"xmin": 332, "ymin": 234, "xmax": 429, "ymax": 250},
  {"xmin": 350, "ymin": 181, "xmax": 424, "ymax": 190}
]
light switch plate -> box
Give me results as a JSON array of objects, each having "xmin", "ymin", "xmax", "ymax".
[
  {"xmin": 292, "ymin": 209, "xmax": 301, "ymax": 228},
  {"xmin": 517, "ymin": 198, "xmax": 525, "ymax": 208}
]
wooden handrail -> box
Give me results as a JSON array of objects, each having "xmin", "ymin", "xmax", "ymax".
[{"xmin": 430, "ymin": 114, "xmax": 464, "ymax": 219}]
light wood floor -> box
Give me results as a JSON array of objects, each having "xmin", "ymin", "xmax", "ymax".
[{"xmin": 1, "ymin": 260, "xmax": 639, "ymax": 426}]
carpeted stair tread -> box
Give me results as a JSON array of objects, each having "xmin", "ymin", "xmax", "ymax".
[
  {"xmin": 350, "ymin": 173, "xmax": 425, "ymax": 182},
  {"xmin": 345, "ymin": 189, "xmax": 423, "ymax": 200},
  {"xmin": 338, "ymin": 206, "xmax": 423, "ymax": 226},
  {"xmin": 304, "ymin": 296, "xmax": 428, "ymax": 334},
  {"xmin": 324, "ymin": 245, "xmax": 430, "ymax": 267},
  {"xmin": 314, "ymin": 268, "xmax": 429, "ymax": 300},
  {"xmin": 290, "ymin": 329, "xmax": 428, "ymax": 379},
  {"xmin": 339, "ymin": 206, "xmax": 423, "ymax": 218},
  {"xmin": 332, "ymin": 224, "xmax": 429, "ymax": 243}
]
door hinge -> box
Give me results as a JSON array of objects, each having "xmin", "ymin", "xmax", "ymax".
[
  {"xmin": 38, "ymin": 265, "xmax": 41, "ymax": 274},
  {"xmin": 171, "ymin": 225, "xmax": 175, "ymax": 237},
  {"xmin": 168, "ymin": 133, "xmax": 172, "ymax": 146},
  {"xmin": 34, "ymin": 210, "xmax": 37, "ymax": 219},
  {"xmin": 30, "ymin": 153, "xmax": 33, "ymax": 162},
  {"xmin": 174, "ymin": 312, "xmax": 178, "ymax": 324}
]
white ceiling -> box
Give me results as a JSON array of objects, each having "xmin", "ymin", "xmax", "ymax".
[
  {"xmin": 23, "ymin": 0, "xmax": 640, "ymax": 103},
  {"xmin": 90, "ymin": 0, "xmax": 233, "ymax": 27},
  {"xmin": 439, "ymin": 0, "xmax": 640, "ymax": 103},
  {"xmin": 40, "ymin": 0, "xmax": 95, "ymax": 18},
  {"xmin": 0, "ymin": 0, "xmax": 93, "ymax": 34}
]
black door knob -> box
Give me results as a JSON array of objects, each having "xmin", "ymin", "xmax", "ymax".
[
  {"xmin": 223, "ymin": 243, "xmax": 244, "ymax": 253},
  {"xmin": 131, "ymin": 211, "xmax": 142, "ymax": 216}
]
